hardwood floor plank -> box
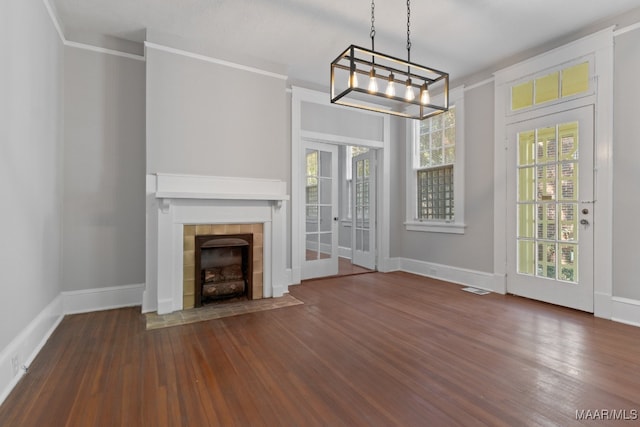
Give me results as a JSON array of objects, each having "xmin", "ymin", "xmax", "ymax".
[{"xmin": 1, "ymin": 272, "xmax": 639, "ymax": 426}]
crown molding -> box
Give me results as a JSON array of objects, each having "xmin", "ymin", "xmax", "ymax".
[
  {"xmin": 42, "ymin": 0, "xmax": 65, "ymax": 42},
  {"xmin": 42, "ymin": 0, "xmax": 145, "ymax": 61},
  {"xmin": 65, "ymin": 40, "xmax": 145, "ymax": 61},
  {"xmin": 144, "ymin": 42, "xmax": 287, "ymax": 81},
  {"xmin": 614, "ymin": 21, "xmax": 640, "ymax": 37}
]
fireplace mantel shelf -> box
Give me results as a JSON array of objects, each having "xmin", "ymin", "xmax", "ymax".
[
  {"xmin": 153, "ymin": 174, "xmax": 289, "ymax": 212},
  {"xmin": 155, "ymin": 191, "xmax": 289, "ymax": 201}
]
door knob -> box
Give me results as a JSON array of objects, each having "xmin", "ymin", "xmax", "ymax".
[{"xmin": 580, "ymin": 219, "xmax": 589, "ymax": 225}]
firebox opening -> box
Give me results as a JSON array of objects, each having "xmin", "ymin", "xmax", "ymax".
[{"xmin": 194, "ymin": 234, "xmax": 253, "ymax": 307}]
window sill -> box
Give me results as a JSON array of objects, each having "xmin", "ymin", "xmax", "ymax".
[{"xmin": 404, "ymin": 221, "xmax": 466, "ymax": 234}]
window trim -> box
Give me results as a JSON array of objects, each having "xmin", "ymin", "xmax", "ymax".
[{"xmin": 405, "ymin": 86, "xmax": 465, "ymax": 234}]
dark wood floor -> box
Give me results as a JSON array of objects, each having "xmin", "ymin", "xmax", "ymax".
[
  {"xmin": 338, "ymin": 256, "xmax": 373, "ymax": 276},
  {"xmin": 1, "ymin": 272, "xmax": 639, "ymax": 426}
]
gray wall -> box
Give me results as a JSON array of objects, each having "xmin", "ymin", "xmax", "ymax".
[
  {"xmin": 612, "ymin": 27, "xmax": 640, "ymax": 301},
  {"xmin": 338, "ymin": 146, "xmax": 351, "ymax": 251},
  {"xmin": 388, "ymin": 117, "xmax": 405, "ymax": 258},
  {"xmin": 62, "ymin": 47, "xmax": 146, "ymax": 291},
  {"xmin": 302, "ymin": 102, "xmax": 384, "ymax": 141},
  {"xmin": 0, "ymin": 0, "xmax": 64, "ymax": 350},
  {"xmin": 146, "ymin": 47, "xmax": 288, "ymax": 183},
  {"xmin": 395, "ymin": 83, "xmax": 495, "ymax": 273}
]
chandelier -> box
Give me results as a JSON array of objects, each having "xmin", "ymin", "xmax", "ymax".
[{"xmin": 330, "ymin": 0, "xmax": 449, "ymax": 120}]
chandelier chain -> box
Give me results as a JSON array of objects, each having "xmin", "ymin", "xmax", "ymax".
[
  {"xmin": 329, "ymin": 0, "xmax": 449, "ymax": 120},
  {"xmin": 406, "ymin": 0, "xmax": 412, "ymax": 60},
  {"xmin": 370, "ymin": 0, "xmax": 376, "ymax": 40}
]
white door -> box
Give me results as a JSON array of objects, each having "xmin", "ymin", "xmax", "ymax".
[
  {"xmin": 506, "ymin": 106, "xmax": 594, "ymax": 312},
  {"xmin": 351, "ymin": 150, "xmax": 376, "ymax": 270},
  {"xmin": 302, "ymin": 142, "xmax": 339, "ymax": 280}
]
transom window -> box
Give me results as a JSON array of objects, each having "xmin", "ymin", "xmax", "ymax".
[{"xmin": 511, "ymin": 60, "xmax": 592, "ymax": 112}]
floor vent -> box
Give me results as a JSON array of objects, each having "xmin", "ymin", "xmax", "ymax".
[{"xmin": 462, "ymin": 287, "xmax": 490, "ymax": 295}]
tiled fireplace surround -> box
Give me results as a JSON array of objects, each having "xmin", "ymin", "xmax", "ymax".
[{"xmin": 144, "ymin": 174, "xmax": 289, "ymax": 315}]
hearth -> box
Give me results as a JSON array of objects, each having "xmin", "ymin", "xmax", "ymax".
[{"xmin": 194, "ymin": 234, "xmax": 253, "ymax": 307}]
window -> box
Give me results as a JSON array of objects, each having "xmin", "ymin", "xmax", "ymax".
[
  {"xmin": 417, "ymin": 165, "xmax": 454, "ymax": 220},
  {"xmin": 306, "ymin": 150, "xmax": 319, "ymax": 219},
  {"xmin": 344, "ymin": 145, "xmax": 369, "ymax": 221},
  {"xmin": 510, "ymin": 60, "xmax": 592, "ymax": 112},
  {"xmin": 406, "ymin": 86, "xmax": 465, "ymax": 233}
]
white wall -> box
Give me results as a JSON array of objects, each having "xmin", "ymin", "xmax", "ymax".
[
  {"xmin": 612, "ymin": 26, "xmax": 640, "ymax": 301},
  {"xmin": 0, "ymin": 0, "xmax": 64, "ymax": 355},
  {"xmin": 62, "ymin": 47, "xmax": 146, "ymax": 292}
]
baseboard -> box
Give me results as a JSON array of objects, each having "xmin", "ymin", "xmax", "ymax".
[
  {"xmin": 493, "ymin": 273, "xmax": 507, "ymax": 294},
  {"xmin": 0, "ymin": 295, "xmax": 64, "ymax": 406},
  {"xmin": 1, "ymin": 283, "xmax": 146, "ymax": 404},
  {"xmin": 141, "ymin": 289, "xmax": 156, "ymax": 314},
  {"xmin": 62, "ymin": 283, "xmax": 144, "ymax": 315},
  {"xmin": 379, "ymin": 257, "xmax": 402, "ymax": 272},
  {"xmin": 399, "ymin": 258, "xmax": 497, "ymax": 292},
  {"xmin": 594, "ymin": 291, "xmax": 613, "ymax": 319},
  {"xmin": 338, "ymin": 246, "xmax": 351, "ymax": 259},
  {"xmin": 272, "ymin": 283, "xmax": 288, "ymax": 297},
  {"xmin": 156, "ymin": 298, "xmax": 174, "ymax": 315},
  {"xmin": 274, "ymin": 268, "xmax": 293, "ymax": 296},
  {"xmin": 290, "ymin": 266, "xmax": 302, "ymax": 286},
  {"xmin": 611, "ymin": 297, "xmax": 640, "ymax": 327}
]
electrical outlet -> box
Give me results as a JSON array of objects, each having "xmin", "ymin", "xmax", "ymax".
[{"xmin": 11, "ymin": 355, "xmax": 19, "ymax": 376}]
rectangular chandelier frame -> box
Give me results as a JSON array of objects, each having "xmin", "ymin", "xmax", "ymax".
[{"xmin": 330, "ymin": 45, "xmax": 449, "ymax": 120}]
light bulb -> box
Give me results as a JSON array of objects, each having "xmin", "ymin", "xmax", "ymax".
[
  {"xmin": 349, "ymin": 70, "xmax": 359, "ymax": 88},
  {"xmin": 405, "ymin": 78, "xmax": 415, "ymax": 101},
  {"xmin": 420, "ymin": 83, "xmax": 430, "ymax": 105},
  {"xmin": 368, "ymin": 69, "xmax": 378, "ymax": 93},
  {"xmin": 385, "ymin": 73, "xmax": 396, "ymax": 97}
]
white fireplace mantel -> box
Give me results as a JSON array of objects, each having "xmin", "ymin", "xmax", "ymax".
[
  {"xmin": 155, "ymin": 173, "xmax": 289, "ymax": 209},
  {"xmin": 144, "ymin": 173, "xmax": 290, "ymax": 314}
]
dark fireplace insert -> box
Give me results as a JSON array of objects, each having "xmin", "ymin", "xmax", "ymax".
[{"xmin": 194, "ymin": 233, "xmax": 253, "ymax": 307}]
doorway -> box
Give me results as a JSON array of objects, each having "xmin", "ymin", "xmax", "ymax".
[
  {"xmin": 301, "ymin": 142, "xmax": 378, "ymax": 280},
  {"xmin": 291, "ymin": 86, "xmax": 392, "ymax": 285},
  {"xmin": 506, "ymin": 106, "xmax": 594, "ymax": 312},
  {"xmin": 302, "ymin": 142, "xmax": 339, "ymax": 280}
]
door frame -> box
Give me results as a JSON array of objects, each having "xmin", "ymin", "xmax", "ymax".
[
  {"xmin": 493, "ymin": 28, "xmax": 614, "ymax": 318},
  {"xmin": 291, "ymin": 86, "xmax": 391, "ymax": 284},
  {"xmin": 301, "ymin": 141, "xmax": 339, "ymax": 279},
  {"xmin": 505, "ymin": 106, "xmax": 595, "ymax": 312},
  {"xmin": 351, "ymin": 149, "xmax": 377, "ymax": 270}
]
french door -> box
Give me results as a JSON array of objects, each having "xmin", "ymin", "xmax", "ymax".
[
  {"xmin": 302, "ymin": 142, "xmax": 339, "ymax": 280},
  {"xmin": 506, "ymin": 106, "xmax": 594, "ymax": 312},
  {"xmin": 351, "ymin": 150, "xmax": 376, "ymax": 270}
]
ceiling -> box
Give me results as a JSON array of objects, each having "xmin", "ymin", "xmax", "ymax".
[{"xmin": 51, "ymin": 0, "xmax": 640, "ymax": 87}]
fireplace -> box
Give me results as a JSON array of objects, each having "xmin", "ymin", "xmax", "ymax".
[
  {"xmin": 183, "ymin": 223, "xmax": 263, "ymax": 309},
  {"xmin": 146, "ymin": 173, "xmax": 289, "ymax": 315},
  {"xmin": 195, "ymin": 234, "xmax": 253, "ymax": 306}
]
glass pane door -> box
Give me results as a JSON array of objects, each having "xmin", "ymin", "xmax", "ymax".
[
  {"xmin": 507, "ymin": 106, "xmax": 594, "ymax": 312},
  {"xmin": 352, "ymin": 150, "xmax": 376, "ymax": 270},
  {"xmin": 302, "ymin": 142, "xmax": 338, "ymax": 279}
]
